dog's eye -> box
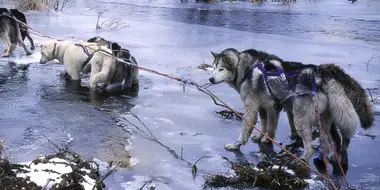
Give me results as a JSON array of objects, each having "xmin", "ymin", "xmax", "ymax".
[{"xmin": 219, "ymin": 68, "xmax": 224, "ymax": 72}]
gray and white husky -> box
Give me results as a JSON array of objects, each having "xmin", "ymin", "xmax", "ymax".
[
  {"xmin": 209, "ymin": 47, "xmax": 374, "ymax": 165},
  {"xmin": 208, "ymin": 48, "xmax": 298, "ymax": 151},
  {"xmin": 261, "ymin": 58, "xmax": 374, "ymax": 164},
  {"xmin": 86, "ymin": 36, "xmax": 139, "ymax": 91}
]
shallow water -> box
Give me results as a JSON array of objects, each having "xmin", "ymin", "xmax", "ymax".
[{"xmin": 1, "ymin": 0, "xmax": 380, "ymax": 189}]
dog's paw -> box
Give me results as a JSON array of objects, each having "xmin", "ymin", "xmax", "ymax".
[
  {"xmin": 26, "ymin": 52, "xmax": 32, "ymax": 56},
  {"xmin": 261, "ymin": 136, "xmax": 272, "ymax": 143},
  {"xmin": 30, "ymin": 46, "xmax": 35, "ymax": 50},
  {"xmin": 224, "ymin": 143, "xmax": 241, "ymax": 151},
  {"xmin": 251, "ymin": 134, "xmax": 263, "ymax": 142}
]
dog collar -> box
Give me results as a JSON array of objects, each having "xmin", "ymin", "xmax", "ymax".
[{"xmin": 52, "ymin": 42, "xmax": 57, "ymax": 58}]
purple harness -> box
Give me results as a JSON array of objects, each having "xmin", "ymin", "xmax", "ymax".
[
  {"xmin": 256, "ymin": 62, "xmax": 317, "ymax": 107},
  {"xmin": 75, "ymin": 44, "xmax": 94, "ymax": 67}
]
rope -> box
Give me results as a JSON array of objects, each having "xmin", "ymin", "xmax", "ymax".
[{"xmin": 4, "ymin": 15, "xmax": 343, "ymax": 190}]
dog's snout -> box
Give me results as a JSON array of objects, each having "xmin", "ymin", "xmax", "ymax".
[{"xmin": 209, "ymin": 77, "xmax": 215, "ymax": 84}]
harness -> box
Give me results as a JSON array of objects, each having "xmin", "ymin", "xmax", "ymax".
[
  {"xmin": 74, "ymin": 44, "xmax": 100, "ymax": 68},
  {"xmin": 256, "ymin": 62, "xmax": 317, "ymax": 109}
]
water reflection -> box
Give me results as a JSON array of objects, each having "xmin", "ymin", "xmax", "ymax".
[{"xmin": 92, "ymin": 0, "xmax": 380, "ymax": 44}]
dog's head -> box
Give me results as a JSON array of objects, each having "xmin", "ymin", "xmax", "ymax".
[
  {"xmin": 208, "ymin": 48, "xmax": 240, "ymax": 85},
  {"xmin": 87, "ymin": 36, "xmax": 121, "ymax": 56},
  {"xmin": 111, "ymin": 42, "xmax": 121, "ymax": 52},
  {"xmin": 39, "ymin": 39, "xmax": 58, "ymax": 64},
  {"xmin": 87, "ymin": 36, "xmax": 108, "ymax": 46}
]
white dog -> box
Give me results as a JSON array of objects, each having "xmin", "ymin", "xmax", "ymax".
[{"xmin": 39, "ymin": 39, "xmax": 117, "ymax": 89}]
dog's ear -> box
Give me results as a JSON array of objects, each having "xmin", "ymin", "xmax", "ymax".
[
  {"xmin": 87, "ymin": 37, "xmax": 96, "ymax": 42},
  {"xmin": 111, "ymin": 42, "xmax": 121, "ymax": 51},
  {"xmin": 211, "ymin": 51, "xmax": 219, "ymax": 58}
]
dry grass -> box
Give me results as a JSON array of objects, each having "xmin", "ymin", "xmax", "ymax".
[
  {"xmin": 13, "ymin": 0, "xmax": 69, "ymax": 11},
  {"xmin": 95, "ymin": 11, "xmax": 128, "ymax": 30},
  {"xmin": 14, "ymin": 0, "xmax": 49, "ymax": 11}
]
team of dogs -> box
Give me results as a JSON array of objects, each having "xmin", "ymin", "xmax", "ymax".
[{"xmin": 0, "ymin": 8, "xmax": 375, "ymax": 169}]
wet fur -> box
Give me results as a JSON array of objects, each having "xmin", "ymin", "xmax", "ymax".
[
  {"xmin": 0, "ymin": 14, "xmax": 31, "ymax": 57},
  {"xmin": 39, "ymin": 39, "xmax": 117, "ymax": 89},
  {"xmin": 209, "ymin": 48, "xmax": 298, "ymax": 150},
  {"xmin": 263, "ymin": 58, "xmax": 374, "ymax": 164},
  {"xmin": 86, "ymin": 36, "xmax": 139, "ymax": 91}
]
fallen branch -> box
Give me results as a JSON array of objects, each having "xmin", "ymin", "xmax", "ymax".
[
  {"xmin": 199, "ymin": 83, "xmax": 244, "ymax": 120},
  {"xmin": 366, "ymin": 54, "xmax": 380, "ymax": 71}
]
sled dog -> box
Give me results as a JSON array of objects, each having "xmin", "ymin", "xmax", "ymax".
[
  {"xmin": 39, "ymin": 39, "xmax": 118, "ymax": 89},
  {"xmin": 208, "ymin": 48, "xmax": 298, "ymax": 151},
  {"xmin": 0, "ymin": 11, "xmax": 31, "ymax": 57},
  {"xmin": 261, "ymin": 57, "xmax": 374, "ymax": 164},
  {"xmin": 0, "ymin": 8, "xmax": 35, "ymax": 51},
  {"xmin": 86, "ymin": 36, "xmax": 139, "ymax": 90},
  {"xmin": 87, "ymin": 36, "xmax": 121, "ymax": 56}
]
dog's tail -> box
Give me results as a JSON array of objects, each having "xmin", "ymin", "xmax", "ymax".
[{"xmin": 319, "ymin": 64, "xmax": 374, "ymax": 132}]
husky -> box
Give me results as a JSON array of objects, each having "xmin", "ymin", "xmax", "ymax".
[
  {"xmin": 261, "ymin": 58, "xmax": 374, "ymax": 164},
  {"xmin": 39, "ymin": 39, "xmax": 118, "ymax": 89},
  {"xmin": 0, "ymin": 8, "xmax": 35, "ymax": 51},
  {"xmin": 208, "ymin": 48, "xmax": 299, "ymax": 151},
  {"xmin": 87, "ymin": 36, "xmax": 121, "ymax": 56},
  {"xmin": 86, "ymin": 36, "xmax": 139, "ymax": 91},
  {"xmin": 0, "ymin": 13, "xmax": 31, "ymax": 57}
]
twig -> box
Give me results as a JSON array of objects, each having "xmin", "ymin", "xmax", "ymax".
[
  {"xmin": 42, "ymin": 178, "xmax": 54, "ymax": 190},
  {"xmin": 139, "ymin": 179, "xmax": 153, "ymax": 190},
  {"xmin": 367, "ymin": 88, "xmax": 376, "ymax": 103},
  {"xmin": 366, "ymin": 53, "xmax": 379, "ymax": 71},
  {"xmin": 92, "ymin": 161, "xmax": 121, "ymax": 190},
  {"xmin": 191, "ymin": 155, "xmax": 210, "ymax": 180}
]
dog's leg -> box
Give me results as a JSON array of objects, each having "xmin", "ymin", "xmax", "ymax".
[
  {"xmin": 4, "ymin": 43, "xmax": 17, "ymax": 57},
  {"xmin": 286, "ymin": 110, "xmax": 299, "ymax": 139},
  {"xmin": 89, "ymin": 61, "xmax": 102, "ymax": 89},
  {"xmin": 1, "ymin": 37, "xmax": 12, "ymax": 57},
  {"xmin": 131, "ymin": 56, "xmax": 139, "ymax": 87},
  {"xmin": 293, "ymin": 97, "xmax": 314, "ymax": 162},
  {"xmin": 261, "ymin": 108, "xmax": 281, "ymax": 143},
  {"xmin": 64, "ymin": 64, "xmax": 81, "ymax": 81},
  {"xmin": 90, "ymin": 58, "xmax": 115, "ymax": 89},
  {"xmin": 341, "ymin": 137, "xmax": 350, "ymax": 160},
  {"xmin": 225, "ymin": 101, "xmax": 259, "ymax": 151},
  {"xmin": 25, "ymin": 31, "xmax": 35, "ymax": 50},
  {"xmin": 17, "ymin": 37, "xmax": 31, "ymax": 56},
  {"xmin": 251, "ymin": 107, "xmax": 267, "ymax": 142},
  {"xmin": 329, "ymin": 123, "xmax": 342, "ymax": 162},
  {"xmin": 317, "ymin": 111, "xmax": 333, "ymax": 170}
]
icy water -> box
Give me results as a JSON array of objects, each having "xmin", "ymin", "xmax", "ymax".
[{"xmin": 1, "ymin": 0, "xmax": 380, "ymax": 189}]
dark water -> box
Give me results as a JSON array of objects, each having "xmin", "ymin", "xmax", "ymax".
[{"xmin": 1, "ymin": 0, "xmax": 380, "ymax": 189}]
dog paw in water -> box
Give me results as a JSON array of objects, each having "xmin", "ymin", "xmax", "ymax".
[
  {"xmin": 224, "ymin": 143, "xmax": 241, "ymax": 151},
  {"xmin": 261, "ymin": 136, "xmax": 272, "ymax": 143},
  {"xmin": 251, "ymin": 134, "xmax": 263, "ymax": 142}
]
